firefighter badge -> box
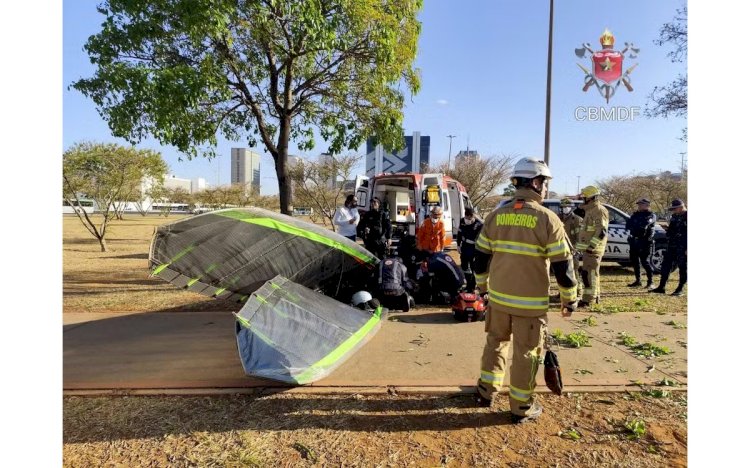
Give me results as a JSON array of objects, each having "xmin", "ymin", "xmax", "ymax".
[{"xmin": 575, "ymin": 29, "xmax": 639, "ymax": 103}]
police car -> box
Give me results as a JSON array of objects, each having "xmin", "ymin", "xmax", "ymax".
[{"xmin": 499, "ymin": 199, "xmax": 669, "ymax": 274}]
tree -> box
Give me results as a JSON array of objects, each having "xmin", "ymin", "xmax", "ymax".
[
  {"xmin": 63, "ymin": 142, "xmax": 167, "ymax": 251},
  {"xmin": 72, "ymin": 0, "xmax": 422, "ymax": 215},
  {"xmin": 646, "ymin": 5, "xmax": 687, "ymax": 140},
  {"xmin": 428, "ymin": 154, "xmax": 515, "ymax": 209},
  {"xmin": 290, "ymin": 153, "xmax": 361, "ymax": 229},
  {"xmin": 596, "ymin": 171, "xmax": 687, "ymax": 215}
]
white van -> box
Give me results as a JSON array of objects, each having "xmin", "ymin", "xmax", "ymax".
[{"xmin": 354, "ymin": 172, "xmax": 474, "ymax": 247}]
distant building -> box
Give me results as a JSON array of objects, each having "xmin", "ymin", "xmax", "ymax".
[
  {"xmin": 231, "ymin": 148, "xmax": 261, "ymax": 194},
  {"xmin": 366, "ymin": 131, "xmax": 430, "ymax": 176},
  {"xmin": 455, "ymin": 149, "xmax": 480, "ymax": 164},
  {"xmin": 164, "ymin": 174, "xmax": 192, "ymax": 192},
  {"xmin": 191, "ymin": 177, "xmax": 207, "ymax": 193},
  {"xmin": 319, "ymin": 153, "xmax": 338, "ymax": 189}
]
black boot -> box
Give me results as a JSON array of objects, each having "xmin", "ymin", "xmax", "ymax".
[
  {"xmin": 644, "ymin": 279, "xmax": 654, "ymax": 290},
  {"xmin": 671, "ymin": 285, "xmax": 685, "ymax": 297},
  {"xmin": 649, "ymin": 285, "xmax": 666, "ymax": 294},
  {"xmin": 627, "ymin": 280, "xmax": 642, "ymax": 288},
  {"xmin": 511, "ymin": 402, "xmax": 543, "ymax": 424}
]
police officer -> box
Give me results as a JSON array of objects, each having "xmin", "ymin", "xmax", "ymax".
[
  {"xmin": 626, "ymin": 198, "xmax": 657, "ymax": 289},
  {"xmin": 372, "ymin": 249, "xmax": 415, "ymax": 312},
  {"xmin": 456, "ymin": 207, "xmax": 484, "ymax": 291},
  {"xmin": 559, "ymin": 198, "xmax": 583, "ymax": 298},
  {"xmin": 357, "ymin": 197, "xmax": 392, "ymax": 259},
  {"xmin": 473, "ymin": 158, "xmax": 578, "ymax": 424},
  {"xmin": 650, "ymin": 199, "xmax": 687, "ymax": 296},
  {"xmin": 576, "ymin": 186, "xmax": 609, "ymax": 308}
]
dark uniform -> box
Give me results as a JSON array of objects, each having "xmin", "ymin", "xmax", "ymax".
[
  {"xmin": 357, "ymin": 208, "xmax": 392, "ymax": 259},
  {"xmin": 419, "ymin": 252, "xmax": 465, "ymax": 304},
  {"xmin": 654, "ymin": 210, "xmax": 687, "ymax": 294},
  {"xmin": 626, "ymin": 208, "xmax": 657, "ymax": 286},
  {"xmin": 372, "ymin": 255, "xmax": 414, "ymax": 312},
  {"xmin": 457, "ymin": 216, "xmax": 484, "ymax": 291}
]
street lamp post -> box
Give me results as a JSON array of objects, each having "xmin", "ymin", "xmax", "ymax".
[
  {"xmin": 447, "ymin": 135, "xmax": 456, "ymax": 169},
  {"xmin": 544, "ymin": 0, "xmax": 554, "ymax": 167},
  {"xmin": 577, "ymin": 175, "xmax": 581, "ymax": 195}
]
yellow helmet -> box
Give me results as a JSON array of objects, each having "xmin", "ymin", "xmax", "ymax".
[
  {"xmin": 560, "ymin": 197, "xmax": 574, "ymax": 207},
  {"xmin": 580, "ymin": 185, "xmax": 600, "ymax": 198}
]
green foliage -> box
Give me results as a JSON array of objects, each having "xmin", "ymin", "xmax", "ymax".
[
  {"xmin": 579, "ymin": 316, "xmax": 598, "ymax": 327},
  {"xmin": 623, "ymin": 418, "xmax": 647, "ymax": 440},
  {"xmin": 643, "ymin": 388, "xmax": 671, "ymax": 398},
  {"xmin": 666, "ymin": 320, "xmax": 686, "ymax": 329},
  {"xmin": 618, "ymin": 332, "xmax": 672, "ymax": 357},
  {"xmin": 619, "ymin": 332, "xmax": 638, "ymax": 347},
  {"xmin": 72, "ymin": 0, "xmax": 424, "ymax": 213},
  {"xmin": 559, "ymin": 428, "xmax": 582, "ymax": 440},
  {"xmin": 553, "ymin": 330, "xmax": 591, "ymax": 348},
  {"xmin": 63, "ymin": 141, "xmax": 168, "ymax": 250}
]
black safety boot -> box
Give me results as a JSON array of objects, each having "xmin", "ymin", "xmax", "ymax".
[
  {"xmin": 644, "ymin": 280, "xmax": 654, "ymax": 290},
  {"xmin": 578, "ymin": 300, "xmax": 590, "ymax": 308},
  {"xmin": 627, "ymin": 280, "xmax": 642, "ymax": 288},
  {"xmin": 649, "ymin": 286, "xmax": 666, "ymax": 294},
  {"xmin": 671, "ymin": 287, "xmax": 685, "ymax": 297},
  {"xmin": 511, "ymin": 402, "xmax": 543, "ymax": 424},
  {"xmin": 474, "ymin": 393, "xmax": 492, "ymax": 408}
]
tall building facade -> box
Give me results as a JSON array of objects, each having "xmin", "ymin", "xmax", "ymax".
[
  {"xmin": 231, "ymin": 148, "xmax": 261, "ymax": 194},
  {"xmin": 455, "ymin": 149, "xmax": 480, "ymax": 164},
  {"xmin": 366, "ymin": 132, "xmax": 430, "ymax": 176}
]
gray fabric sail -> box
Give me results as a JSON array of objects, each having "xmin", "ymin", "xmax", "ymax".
[
  {"xmin": 235, "ymin": 276, "xmax": 384, "ymax": 384},
  {"xmin": 148, "ymin": 207, "xmax": 379, "ymax": 303}
]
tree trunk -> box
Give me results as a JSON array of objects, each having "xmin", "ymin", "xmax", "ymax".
[
  {"xmin": 98, "ymin": 236, "xmax": 108, "ymax": 252},
  {"xmin": 276, "ymin": 115, "xmax": 293, "ymax": 215}
]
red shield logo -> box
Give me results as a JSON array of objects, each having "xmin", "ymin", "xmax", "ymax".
[{"xmin": 592, "ymin": 50, "xmax": 623, "ymax": 84}]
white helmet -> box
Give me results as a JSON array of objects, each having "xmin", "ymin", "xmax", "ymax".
[
  {"xmin": 511, "ymin": 158, "xmax": 553, "ymax": 180},
  {"xmin": 351, "ymin": 291, "xmax": 373, "ymax": 307}
]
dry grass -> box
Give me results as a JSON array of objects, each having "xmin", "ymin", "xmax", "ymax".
[{"xmin": 64, "ymin": 392, "xmax": 687, "ymax": 467}]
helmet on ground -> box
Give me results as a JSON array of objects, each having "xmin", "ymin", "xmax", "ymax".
[
  {"xmin": 511, "ymin": 158, "xmax": 553, "ymax": 181},
  {"xmin": 560, "ymin": 198, "xmax": 574, "ymax": 207},
  {"xmin": 580, "ymin": 185, "xmax": 600, "ymax": 198},
  {"xmin": 351, "ymin": 291, "xmax": 373, "ymax": 308}
]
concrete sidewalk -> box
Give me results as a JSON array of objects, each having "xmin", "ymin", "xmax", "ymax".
[{"xmin": 63, "ymin": 307, "xmax": 687, "ymax": 393}]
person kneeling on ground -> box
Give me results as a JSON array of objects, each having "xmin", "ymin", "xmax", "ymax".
[
  {"xmin": 372, "ymin": 249, "xmax": 415, "ymax": 312},
  {"xmin": 417, "ymin": 251, "xmax": 465, "ymax": 304}
]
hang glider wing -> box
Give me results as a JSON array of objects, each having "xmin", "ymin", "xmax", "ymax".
[
  {"xmin": 235, "ymin": 276, "xmax": 384, "ymax": 384},
  {"xmin": 148, "ymin": 207, "xmax": 379, "ymax": 303}
]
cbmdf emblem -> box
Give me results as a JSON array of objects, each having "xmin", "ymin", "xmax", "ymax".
[{"xmin": 575, "ymin": 29, "xmax": 639, "ymax": 103}]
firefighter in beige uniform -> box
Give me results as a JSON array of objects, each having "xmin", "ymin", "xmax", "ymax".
[
  {"xmin": 560, "ymin": 197, "xmax": 584, "ymax": 297},
  {"xmin": 576, "ymin": 186, "xmax": 609, "ymax": 307},
  {"xmin": 474, "ymin": 158, "xmax": 578, "ymax": 424}
]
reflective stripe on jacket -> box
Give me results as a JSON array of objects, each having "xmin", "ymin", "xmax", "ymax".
[
  {"xmin": 577, "ymin": 200, "xmax": 609, "ymax": 254},
  {"xmin": 475, "ymin": 188, "xmax": 572, "ymax": 317}
]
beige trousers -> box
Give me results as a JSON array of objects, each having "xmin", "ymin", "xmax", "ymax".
[
  {"xmin": 477, "ymin": 307, "xmax": 547, "ymax": 416},
  {"xmin": 581, "ymin": 251, "xmax": 603, "ymax": 302}
]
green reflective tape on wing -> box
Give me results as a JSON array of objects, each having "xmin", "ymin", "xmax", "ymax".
[
  {"xmin": 234, "ymin": 313, "xmax": 276, "ymax": 347},
  {"xmin": 152, "ymin": 244, "xmax": 196, "ymax": 275},
  {"xmin": 293, "ymin": 313, "xmax": 382, "ymax": 384},
  {"xmin": 217, "ymin": 211, "xmax": 377, "ymax": 265}
]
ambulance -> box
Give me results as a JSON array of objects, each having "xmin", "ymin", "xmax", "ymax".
[{"xmin": 353, "ymin": 172, "xmax": 474, "ymax": 248}]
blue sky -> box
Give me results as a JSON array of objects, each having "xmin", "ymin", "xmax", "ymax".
[{"xmin": 63, "ymin": 0, "xmax": 687, "ymax": 196}]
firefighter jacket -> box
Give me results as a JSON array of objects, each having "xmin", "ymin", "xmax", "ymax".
[
  {"xmin": 666, "ymin": 211, "xmax": 687, "ymax": 249},
  {"xmin": 626, "ymin": 210, "xmax": 656, "ymax": 243},
  {"xmin": 457, "ymin": 217, "xmax": 483, "ymax": 253},
  {"xmin": 561, "ymin": 213, "xmax": 583, "ymax": 251},
  {"xmin": 357, "ymin": 209, "xmax": 392, "ymax": 243},
  {"xmin": 475, "ymin": 188, "xmax": 577, "ymax": 317},
  {"xmin": 417, "ymin": 218, "xmax": 445, "ymax": 253},
  {"xmin": 577, "ymin": 199, "xmax": 609, "ymax": 255}
]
